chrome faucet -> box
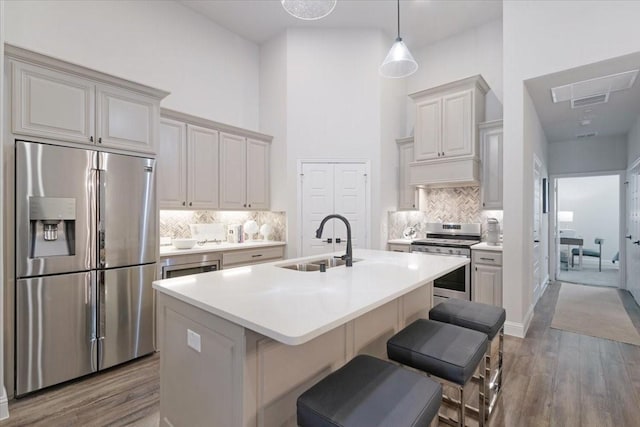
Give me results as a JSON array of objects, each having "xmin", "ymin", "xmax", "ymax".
[{"xmin": 315, "ymin": 214, "xmax": 353, "ymax": 267}]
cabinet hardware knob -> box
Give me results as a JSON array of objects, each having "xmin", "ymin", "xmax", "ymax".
[
  {"xmin": 243, "ymin": 203, "xmax": 247, "ymax": 207},
  {"xmin": 98, "ymin": 137, "xmax": 102, "ymax": 144},
  {"xmin": 626, "ymin": 235, "xmax": 633, "ymax": 240},
  {"xmin": 182, "ymin": 201, "xmax": 186, "ymax": 206},
  {"xmin": 189, "ymin": 202, "xmax": 192, "ymax": 206},
  {"xmin": 90, "ymin": 136, "xmax": 94, "ymax": 142},
  {"xmin": 248, "ymin": 204, "xmax": 251, "ymax": 208},
  {"xmin": 634, "ymin": 240, "xmax": 640, "ymax": 245}
]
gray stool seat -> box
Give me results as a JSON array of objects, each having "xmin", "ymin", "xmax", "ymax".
[
  {"xmin": 297, "ymin": 354, "xmax": 442, "ymax": 427},
  {"xmin": 387, "ymin": 319, "xmax": 487, "ymax": 385},
  {"xmin": 429, "ymin": 298, "xmax": 506, "ymax": 340}
]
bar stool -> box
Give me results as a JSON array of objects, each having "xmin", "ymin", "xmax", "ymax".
[
  {"xmin": 297, "ymin": 354, "xmax": 442, "ymax": 427},
  {"xmin": 429, "ymin": 299, "xmax": 506, "ymax": 421},
  {"xmin": 387, "ymin": 319, "xmax": 488, "ymax": 427}
]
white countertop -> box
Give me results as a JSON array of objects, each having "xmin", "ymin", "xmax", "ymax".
[
  {"xmin": 387, "ymin": 239, "xmax": 412, "ymax": 245},
  {"xmin": 153, "ymin": 249, "xmax": 467, "ymax": 346},
  {"xmin": 159, "ymin": 240, "xmax": 286, "ymax": 257},
  {"xmin": 471, "ymin": 242, "xmax": 503, "ymax": 252}
]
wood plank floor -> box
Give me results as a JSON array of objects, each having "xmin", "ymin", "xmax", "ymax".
[{"xmin": 1, "ymin": 281, "xmax": 639, "ymax": 426}]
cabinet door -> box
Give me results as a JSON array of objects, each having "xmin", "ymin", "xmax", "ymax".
[
  {"xmin": 219, "ymin": 133, "xmax": 247, "ymax": 209},
  {"xmin": 187, "ymin": 125, "xmax": 220, "ymax": 209},
  {"xmin": 414, "ymin": 98, "xmax": 441, "ymax": 160},
  {"xmin": 96, "ymin": 84, "xmax": 158, "ymax": 154},
  {"xmin": 246, "ymin": 138, "xmax": 270, "ymax": 210},
  {"xmin": 473, "ymin": 263, "xmax": 502, "ymax": 306},
  {"xmin": 442, "ymin": 90, "xmax": 473, "ymax": 158},
  {"xmin": 398, "ymin": 142, "xmax": 418, "ymax": 210},
  {"xmin": 158, "ymin": 119, "xmax": 188, "ymax": 208},
  {"xmin": 12, "ymin": 61, "xmax": 95, "ymax": 145},
  {"xmin": 481, "ymin": 127, "xmax": 503, "ymax": 209}
]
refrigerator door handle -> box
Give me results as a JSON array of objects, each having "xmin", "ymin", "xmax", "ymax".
[
  {"xmin": 90, "ymin": 271, "xmax": 98, "ymax": 372},
  {"xmin": 98, "ymin": 270, "xmax": 106, "ymax": 369},
  {"xmin": 98, "ymin": 169, "xmax": 106, "ymax": 268}
]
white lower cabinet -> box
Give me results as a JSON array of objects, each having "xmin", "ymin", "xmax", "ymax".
[{"xmin": 472, "ymin": 250, "xmax": 503, "ymax": 306}]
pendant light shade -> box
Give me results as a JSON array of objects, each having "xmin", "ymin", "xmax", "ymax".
[
  {"xmin": 380, "ymin": 0, "xmax": 418, "ymax": 78},
  {"xmin": 281, "ymin": 0, "xmax": 337, "ymax": 21}
]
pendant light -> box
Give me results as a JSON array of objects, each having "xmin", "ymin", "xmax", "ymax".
[
  {"xmin": 380, "ymin": 0, "xmax": 418, "ymax": 78},
  {"xmin": 281, "ymin": 0, "xmax": 337, "ymax": 21}
]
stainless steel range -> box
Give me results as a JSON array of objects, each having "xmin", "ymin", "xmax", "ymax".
[{"xmin": 410, "ymin": 223, "xmax": 481, "ymax": 304}]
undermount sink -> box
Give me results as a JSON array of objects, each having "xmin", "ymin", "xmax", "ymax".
[
  {"xmin": 280, "ymin": 263, "xmax": 322, "ymax": 272},
  {"xmin": 278, "ymin": 257, "xmax": 361, "ymax": 272}
]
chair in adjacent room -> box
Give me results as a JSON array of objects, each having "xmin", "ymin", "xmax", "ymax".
[{"xmin": 571, "ymin": 238, "xmax": 603, "ymax": 272}]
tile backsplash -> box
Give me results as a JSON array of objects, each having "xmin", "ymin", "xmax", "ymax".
[
  {"xmin": 388, "ymin": 186, "xmax": 503, "ymax": 239},
  {"xmin": 160, "ymin": 210, "xmax": 287, "ymax": 242}
]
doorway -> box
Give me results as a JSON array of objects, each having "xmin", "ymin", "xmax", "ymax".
[
  {"xmin": 298, "ymin": 161, "xmax": 369, "ymax": 257},
  {"xmin": 555, "ymin": 174, "xmax": 621, "ymax": 287}
]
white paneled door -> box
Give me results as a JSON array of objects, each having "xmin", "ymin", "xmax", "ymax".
[
  {"xmin": 627, "ymin": 165, "xmax": 640, "ymax": 304},
  {"xmin": 533, "ymin": 156, "xmax": 542, "ymax": 302},
  {"xmin": 301, "ymin": 163, "xmax": 368, "ymax": 257}
]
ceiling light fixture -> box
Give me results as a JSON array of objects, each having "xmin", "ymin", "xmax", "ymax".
[
  {"xmin": 380, "ymin": 0, "xmax": 418, "ymax": 78},
  {"xmin": 281, "ymin": 0, "xmax": 336, "ymax": 21}
]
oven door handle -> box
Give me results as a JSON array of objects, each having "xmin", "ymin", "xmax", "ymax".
[{"xmin": 411, "ymin": 250, "xmax": 469, "ymax": 258}]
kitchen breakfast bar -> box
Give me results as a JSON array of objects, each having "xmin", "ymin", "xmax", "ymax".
[{"xmin": 152, "ymin": 249, "xmax": 468, "ymax": 427}]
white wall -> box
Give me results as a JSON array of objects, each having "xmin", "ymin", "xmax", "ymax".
[
  {"xmin": 406, "ymin": 19, "xmax": 503, "ymax": 134},
  {"xmin": 629, "ymin": 115, "xmax": 640, "ymax": 167},
  {"xmin": 524, "ymin": 88, "xmax": 549, "ymax": 305},
  {"xmin": 557, "ymin": 176, "xmax": 620, "ymax": 261},
  {"xmin": 549, "ymin": 135, "xmax": 628, "ymax": 175},
  {"xmin": 260, "ymin": 33, "xmax": 288, "ymax": 213},
  {"xmin": 5, "ymin": 0, "xmax": 260, "ymax": 130},
  {"xmin": 503, "ymin": 0, "xmax": 640, "ymax": 337}
]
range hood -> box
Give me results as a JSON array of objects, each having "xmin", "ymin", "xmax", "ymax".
[{"xmin": 409, "ymin": 157, "xmax": 480, "ymax": 188}]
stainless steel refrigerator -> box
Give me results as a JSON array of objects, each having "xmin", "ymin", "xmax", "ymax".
[{"xmin": 15, "ymin": 140, "xmax": 157, "ymax": 396}]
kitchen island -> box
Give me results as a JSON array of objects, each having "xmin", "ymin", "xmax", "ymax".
[{"xmin": 153, "ymin": 249, "xmax": 468, "ymax": 427}]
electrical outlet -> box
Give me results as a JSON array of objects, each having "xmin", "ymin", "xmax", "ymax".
[{"xmin": 187, "ymin": 329, "xmax": 201, "ymax": 353}]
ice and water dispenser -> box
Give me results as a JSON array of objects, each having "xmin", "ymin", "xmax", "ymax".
[{"xmin": 29, "ymin": 197, "xmax": 76, "ymax": 258}]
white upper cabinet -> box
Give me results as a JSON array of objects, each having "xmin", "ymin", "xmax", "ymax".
[
  {"xmin": 397, "ymin": 138, "xmax": 419, "ymax": 210},
  {"xmin": 96, "ymin": 85, "xmax": 158, "ymax": 154},
  {"xmin": 12, "ymin": 61, "xmax": 95, "ymax": 145},
  {"xmin": 480, "ymin": 120, "xmax": 504, "ymax": 210},
  {"xmin": 8, "ymin": 45, "xmax": 168, "ymax": 155},
  {"xmin": 159, "ymin": 110, "xmax": 272, "ymax": 211},
  {"xmin": 442, "ymin": 90, "xmax": 473, "ymax": 158},
  {"xmin": 410, "ymin": 75, "xmax": 488, "ymax": 162},
  {"xmin": 219, "ymin": 133, "xmax": 247, "ymax": 210},
  {"xmin": 414, "ymin": 99, "xmax": 441, "ymax": 160},
  {"xmin": 187, "ymin": 125, "xmax": 219, "ymax": 210},
  {"xmin": 246, "ymin": 138, "xmax": 270, "ymax": 210},
  {"xmin": 158, "ymin": 118, "xmax": 187, "ymax": 208},
  {"xmin": 158, "ymin": 120, "xmax": 220, "ymax": 210}
]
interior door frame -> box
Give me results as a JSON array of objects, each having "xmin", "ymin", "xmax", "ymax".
[
  {"xmin": 297, "ymin": 159, "xmax": 371, "ymax": 258},
  {"xmin": 548, "ymin": 169, "xmax": 626, "ymax": 288}
]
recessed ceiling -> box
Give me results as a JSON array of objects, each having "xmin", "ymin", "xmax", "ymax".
[
  {"xmin": 180, "ymin": 0, "xmax": 503, "ymax": 47},
  {"xmin": 525, "ymin": 52, "xmax": 640, "ymax": 143}
]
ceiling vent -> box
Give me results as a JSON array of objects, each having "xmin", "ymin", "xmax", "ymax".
[
  {"xmin": 551, "ymin": 69, "xmax": 638, "ymax": 108},
  {"xmin": 571, "ymin": 93, "xmax": 608, "ymax": 108},
  {"xmin": 576, "ymin": 131, "xmax": 598, "ymax": 139}
]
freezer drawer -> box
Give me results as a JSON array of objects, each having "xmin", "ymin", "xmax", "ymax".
[
  {"xmin": 98, "ymin": 264, "xmax": 155, "ymax": 370},
  {"xmin": 16, "ymin": 272, "xmax": 97, "ymax": 396}
]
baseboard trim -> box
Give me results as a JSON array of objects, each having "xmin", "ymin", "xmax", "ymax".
[
  {"xmin": 0, "ymin": 386, "xmax": 9, "ymax": 420},
  {"xmin": 504, "ymin": 305, "xmax": 535, "ymax": 339}
]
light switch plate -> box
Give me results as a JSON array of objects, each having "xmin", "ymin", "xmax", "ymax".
[{"xmin": 187, "ymin": 329, "xmax": 201, "ymax": 353}]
